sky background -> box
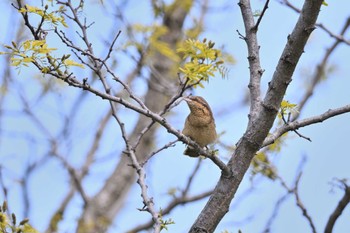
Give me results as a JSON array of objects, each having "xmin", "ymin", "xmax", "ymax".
[{"xmin": 0, "ymin": 0, "xmax": 350, "ymax": 233}]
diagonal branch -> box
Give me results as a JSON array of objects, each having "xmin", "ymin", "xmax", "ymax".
[
  {"xmin": 325, "ymin": 180, "xmax": 350, "ymax": 233},
  {"xmin": 253, "ymin": 0, "xmax": 270, "ymax": 31},
  {"xmin": 294, "ymin": 17, "xmax": 350, "ymax": 121},
  {"xmin": 128, "ymin": 159, "xmax": 211, "ymax": 233},
  {"xmin": 280, "ymin": 0, "xmax": 350, "ymax": 46},
  {"xmin": 292, "ymin": 173, "xmax": 317, "ymax": 233},
  {"xmin": 190, "ymin": 0, "xmax": 325, "ymax": 232}
]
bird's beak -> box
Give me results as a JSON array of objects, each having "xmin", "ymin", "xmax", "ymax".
[{"xmin": 182, "ymin": 96, "xmax": 192, "ymax": 102}]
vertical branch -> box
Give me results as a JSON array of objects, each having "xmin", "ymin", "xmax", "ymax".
[
  {"xmin": 238, "ymin": 0, "xmax": 264, "ymax": 116},
  {"xmin": 114, "ymin": 114, "xmax": 162, "ymax": 232}
]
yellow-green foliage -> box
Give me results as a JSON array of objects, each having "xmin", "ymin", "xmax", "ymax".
[
  {"xmin": 251, "ymin": 133, "xmax": 287, "ymax": 180},
  {"xmin": 19, "ymin": 4, "xmax": 67, "ymax": 28},
  {"xmin": 158, "ymin": 209, "xmax": 175, "ymax": 231},
  {"xmin": 0, "ymin": 201, "xmax": 39, "ymax": 233},
  {"xmin": 279, "ymin": 100, "xmax": 298, "ymax": 119},
  {"xmin": 251, "ymin": 151, "xmax": 277, "ymax": 180},
  {"xmin": 0, "ymin": 3, "xmax": 83, "ymax": 76},
  {"xmin": 129, "ymin": 24, "xmax": 180, "ymax": 63},
  {"xmin": 2, "ymin": 40, "xmax": 56, "ymax": 69},
  {"xmin": 177, "ymin": 38, "xmax": 229, "ymax": 87},
  {"xmin": 1, "ymin": 40, "xmax": 84, "ymax": 74},
  {"xmin": 251, "ymin": 99, "xmax": 297, "ymax": 180}
]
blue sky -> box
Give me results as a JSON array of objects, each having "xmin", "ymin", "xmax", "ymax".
[{"xmin": 0, "ymin": 0, "xmax": 350, "ymax": 233}]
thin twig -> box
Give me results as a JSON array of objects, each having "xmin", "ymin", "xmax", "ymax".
[
  {"xmin": 273, "ymin": 158, "xmax": 316, "ymax": 233},
  {"xmin": 293, "ymin": 17, "xmax": 350, "ymax": 121},
  {"xmin": 262, "ymin": 192, "xmax": 290, "ymax": 233},
  {"xmin": 293, "ymin": 173, "xmax": 317, "ymax": 233},
  {"xmin": 280, "ymin": 108, "xmax": 311, "ymax": 142},
  {"xmin": 103, "ymin": 30, "xmax": 122, "ymax": 62},
  {"xmin": 116, "ymin": 114, "xmax": 162, "ymax": 232},
  {"xmin": 183, "ymin": 159, "xmax": 203, "ymax": 195},
  {"xmin": 253, "ymin": 0, "xmax": 270, "ymax": 31},
  {"xmin": 141, "ymin": 139, "xmax": 179, "ymax": 166},
  {"xmin": 263, "ymin": 104, "xmax": 350, "ymax": 147},
  {"xmin": 280, "ymin": 0, "xmax": 350, "ymax": 46}
]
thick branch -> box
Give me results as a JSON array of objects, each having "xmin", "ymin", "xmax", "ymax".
[{"xmin": 190, "ymin": 0, "xmax": 324, "ymax": 232}]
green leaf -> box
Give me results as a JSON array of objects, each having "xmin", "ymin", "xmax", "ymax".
[
  {"xmin": 63, "ymin": 59, "xmax": 85, "ymax": 68},
  {"xmin": 177, "ymin": 38, "xmax": 230, "ymax": 87}
]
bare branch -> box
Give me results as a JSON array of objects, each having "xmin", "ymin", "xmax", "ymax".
[
  {"xmin": 141, "ymin": 139, "xmax": 179, "ymax": 165},
  {"xmin": 262, "ymin": 192, "xmax": 290, "ymax": 233},
  {"xmin": 103, "ymin": 30, "xmax": 122, "ymax": 62},
  {"xmin": 280, "ymin": 0, "xmax": 350, "ymax": 46},
  {"xmin": 128, "ymin": 160, "xmax": 211, "ymax": 233},
  {"xmin": 115, "ymin": 114, "xmax": 162, "ymax": 232},
  {"xmin": 293, "ymin": 173, "xmax": 317, "ymax": 233},
  {"xmin": 0, "ymin": 167, "xmax": 9, "ymax": 206},
  {"xmin": 280, "ymin": 109, "xmax": 311, "ymax": 142},
  {"xmin": 271, "ymin": 157, "xmax": 316, "ymax": 233},
  {"xmin": 325, "ymin": 180, "xmax": 350, "ymax": 233},
  {"xmin": 129, "ymin": 190, "xmax": 212, "ymax": 233},
  {"xmin": 254, "ymin": 0, "xmax": 270, "ymax": 31},
  {"xmin": 183, "ymin": 159, "xmax": 203, "ymax": 195},
  {"xmin": 263, "ymin": 104, "xmax": 350, "ymax": 147},
  {"xmin": 294, "ymin": 17, "xmax": 350, "ymax": 120},
  {"xmin": 190, "ymin": 0, "xmax": 324, "ymax": 231},
  {"xmin": 238, "ymin": 0, "xmax": 263, "ymax": 115}
]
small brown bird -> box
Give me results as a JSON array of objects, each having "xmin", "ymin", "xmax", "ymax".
[{"xmin": 182, "ymin": 96, "xmax": 217, "ymax": 157}]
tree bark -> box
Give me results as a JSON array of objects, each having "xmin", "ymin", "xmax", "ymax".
[{"xmin": 189, "ymin": 0, "xmax": 324, "ymax": 232}]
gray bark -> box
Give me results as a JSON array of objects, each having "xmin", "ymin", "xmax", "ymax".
[{"xmin": 189, "ymin": 0, "xmax": 324, "ymax": 232}]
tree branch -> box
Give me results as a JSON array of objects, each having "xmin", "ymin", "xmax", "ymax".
[
  {"xmin": 262, "ymin": 104, "xmax": 350, "ymax": 147},
  {"xmin": 238, "ymin": 0, "xmax": 263, "ymax": 115},
  {"xmin": 253, "ymin": 0, "xmax": 270, "ymax": 31},
  {"xmin": 293, "ymin": 173, "xmax": 317, "ymax": 233},
  {"xmin": 325, "ymin": 180, "xmax": 350, "ymax": 233},
  {"xmin": 294, "ymin": 17, "xmax": 350, "ymax": 121},
  {"xmin": 127, "ymin": 159, "xmax": 211, "ymax": 233},
  {"xmin": 280, "ymin": 0, "xmax": 350, "ymax": 46},
  {"xmin": 190, "ymin": 0, "xmax": 324, "ymax": 232}
]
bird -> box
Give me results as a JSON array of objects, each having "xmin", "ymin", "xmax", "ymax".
[{"xmin": 182, "ymin": 96, "xmax": 217, "ymax": 157}]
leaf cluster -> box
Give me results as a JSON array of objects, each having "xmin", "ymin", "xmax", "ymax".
[
  {"xmin": 1, "ymin": 40, "xmax": 84, "ymax": 74},
  {"xmin": 278, "ymin": 100, "xmax": 298, "ymax": 120},
  {"xmin": 251, "ymin": 151, "xmax": 278, "ymax": 180},
  {"xmin": 251, "ymin": 132, "xmax": 288, "ymax": 180},
  {"xmin": 158, "ymin": 209, "xmax": 175, "ymax": 231},
  {"xmin": 0, "ymin": 201, "xmax": 38, "ymax": 233},
  {"xmin": 177, "ymin": 38, "xmax": 229, "ymax": 87},
  {"xmin": 19, "ymin": 4, "xmax": 67, "ymax": 28}
]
